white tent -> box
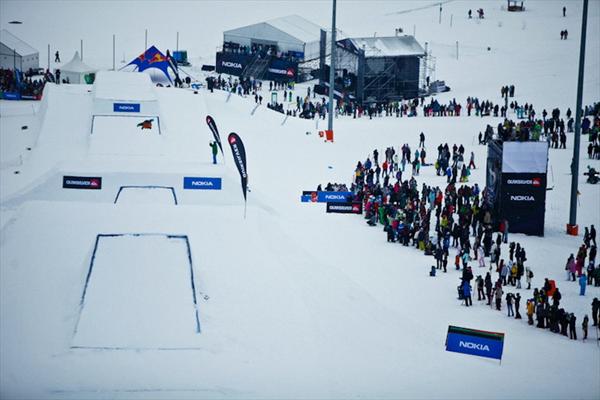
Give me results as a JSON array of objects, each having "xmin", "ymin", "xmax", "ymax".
[
  {"xmin": 223, "ymin": 15, "xmax": 340, "ymax": 61},
  {"xmin": 60, "ymin": 51, "xmax": 96, "ymax": 84}
]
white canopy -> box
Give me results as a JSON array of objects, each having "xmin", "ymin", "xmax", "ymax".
[{"xmin": 60, "ymin": 51, "xmax": 96, "ymax": 84}]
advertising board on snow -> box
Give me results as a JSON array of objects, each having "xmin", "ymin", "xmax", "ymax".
[
  {"xmin": 301, "ymin": 191, "xmax": 354, "ymax": 203},
  {"xmin": 113, "ymin": 103, "xmax": 141, "ymax": 113},
  {"xmin": 326, "ymin": 202, "xmax": 363, "ymax": 214},
  {"xmin": 62, "ymin": 176, "xmax": 102, "ymax": 190},
  {"xmin": 445, "ymin": 325, "xmax": 504, "ymax": 361},
  {"xmin": 183, "ymin": 177, "xmax": 222, "ymax": 190}
]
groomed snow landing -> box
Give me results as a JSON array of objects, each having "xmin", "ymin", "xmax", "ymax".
[
  {"xmin": 114, "ymin": 186, "xmax": 178, "ymax": 205},
  {"xmin": 72, "ymin": 234, "xmax": 200, "ymax": 349},
  {"xmin": 89, "ymin": 115, "xmax": 163, "ymax": 156}
]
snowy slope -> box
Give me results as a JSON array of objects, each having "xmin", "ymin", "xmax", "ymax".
[{"xmin": 1, "ymin": 1, "xmax": 600, "ymax": 399}]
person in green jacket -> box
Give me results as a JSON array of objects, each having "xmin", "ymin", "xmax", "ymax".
[{"xmin": 210, "ymin": 141, "xmax": 218, "ymax": 164}]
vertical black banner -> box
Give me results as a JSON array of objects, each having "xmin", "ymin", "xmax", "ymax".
[
  {"xmin": 206, "ymin": 115, "xmax": 224, "ymax": 156},
  {"xmin": 228, "ymin": 132, "xmax": 248, "ymax": 202},
  {"xmin": 500, "ymin": 173, "xmax": 547, "ymax": 236}
]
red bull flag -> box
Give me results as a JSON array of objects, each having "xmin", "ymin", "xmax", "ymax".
[{"xmin": 126, "ymin": 46, "xmax": 173, "ymax": 82}]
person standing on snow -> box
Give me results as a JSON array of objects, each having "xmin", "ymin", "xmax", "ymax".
[
  {"xmin": 484, "ymin": 273, "xmax": 493, "ymax": 304},
  {"xmin": 209, "ymin": 141, "xmax": 219, "ymax": 164},
  {"xmin": 506, "ymin": 293, "xmax": 514, "ymax": 317},
  {"xmin": 476, "ymin": 275, "xmax": 485, "ymax": 301},
  {"xmin": 568, "ymin": 313, "xmax": 577, "ymax": 340},
  {"xmin": 579, "ymin": 273, "xmax": 587, "ymax": 296},
  {"xmin": 462, "ymin": 280, "xmax": 472, "ymax": 307},
  {"xmin": 494, "ymin": 282, "xmax": 503, "ymax": 311},
  {"xmin": 515, "ymin": 293, "xmax": 522, "ymax": 319},
  {"xmin": 527, "ymin": 299, "xmax": 535, "ymax": 325},
  {"xmin": 525, "ymin": 266, "xmax": 533, "ymax": 290},
  {"xmin": 582, "ymin": 315, "xmax": 589, "ymax": 340},
  {"xmin": 55, "ymin": 51, "xmax": 60, "ymax": 62},
  {"xmin": 592, "ymin": 298, "xmax": 600, "ymax": 327}
]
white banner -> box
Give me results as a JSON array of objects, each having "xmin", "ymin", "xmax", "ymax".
[{"xmin": 502, "ymin": 142, "xmax": 549, "ymax": 173}]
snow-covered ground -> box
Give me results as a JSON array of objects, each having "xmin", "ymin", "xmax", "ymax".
[{"xmin": 1, "ymin": 1, "xmax": 599, "ymax": 399}]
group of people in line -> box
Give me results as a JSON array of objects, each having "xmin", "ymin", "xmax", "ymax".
[{"xmin": 316, "ymin": 128, "xmax": 598, "ymax": 342}]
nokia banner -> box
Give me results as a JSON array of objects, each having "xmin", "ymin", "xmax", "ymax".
[
  {"xmin": 326, "ymin": 202, "xmax": 363, "ymax": 214},
  {"xmin": 228, "ymin": 132, "xmax": 248, "ymax": 202},
  {"xmin": 183, "ymin": 177, "xmax": 222, "ymax": 190},
  {"xmin": 301, "ymin": 191, "xmax": 353, "ymax": 203},
  {"xmin": 113, "ymin": 103, "xmax": 141, "ymax": 113},
  {"xmin": 445, "ymin": 326, "xmax": 505, "ymax": 361},
  {"xmin": 206, "ymin": 115, "xmax": 224, "ymax": 156},
  {"xmin": 63, "ymin": 176, "xmax": 102, "ymax": 190},
  {"xmin": 318, "ymin": 191, "xmax": 353, "ymax": 203},
  {"xmin": 500, "ymin": 173, "xmax": 547, "ymax": 236},
  {"xmin": 215, "ymin": 52, "xmax": 298, "ymax": 82},
  {"xmin": 215, "ymin": 52, "xmax": 247, "ymax": 76}
]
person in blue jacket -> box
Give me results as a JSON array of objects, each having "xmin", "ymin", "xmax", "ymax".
[
  {"xmin": 579, "ymin": 273, "xmax": 587, "ymax": 296},
  {"xmin": 462, "ymin": 280, "xmax": 472, "ymax": 307}
]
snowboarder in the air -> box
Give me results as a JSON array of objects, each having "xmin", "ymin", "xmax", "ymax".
[{"xmin": 137, "ymin": 119, "xmax": 153, "ymax": 130}]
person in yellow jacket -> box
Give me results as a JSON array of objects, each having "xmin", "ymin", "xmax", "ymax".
[{"xmin": 526, "ymin": 299, "xmax": 535, "ymax": 325}]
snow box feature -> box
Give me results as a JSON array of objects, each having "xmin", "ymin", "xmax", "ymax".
[
  {"xmin": 113, "ymin": 186, "xmax": 178, "ymax": 205},
  {"xmin": 72, "ymin": 233, "xmax": 201, "ymax": 350}
]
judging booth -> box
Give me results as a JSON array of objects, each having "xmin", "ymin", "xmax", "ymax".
[{"xmin": 486, "ymin": 141, "xmax": 549, "ymax": 236}]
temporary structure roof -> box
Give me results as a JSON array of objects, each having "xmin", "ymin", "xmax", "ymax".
[
  {"xmin": 224, "ymin": 15, "xmax": 324, "ymax": 46},
  {"xmin": 61, "ymin": 51, "xmax": 96, "ymax": 74},
  {"xmin": 0, "ymin": 29, "xmax": 38, "ymax": 56},
  {"xmin": 348, "ymin": 36, "xmax": 425, "ymax": 58}
]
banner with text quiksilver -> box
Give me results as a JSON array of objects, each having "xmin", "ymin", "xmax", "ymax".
[
  {"xmin": 228, "ymin": 132, "xmax": 248, "ymax": 202},
  {"xmin": 445, "ymin": 326, "xmax": 504, "ymax": 361},
  {"xmin": 206, "ymin": 115, "xmax": 224, "ymax": 157},
  {"xmin": 326, "ymin": 202, "xmax": 363, "ymax": 214},
  {"xmin": 63, "ymin": 176, "xmax": 102, "ymax": 190}
]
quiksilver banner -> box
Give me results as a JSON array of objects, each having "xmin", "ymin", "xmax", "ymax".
[
  {"xmin": 206, "ymin": 115, "xmax": 224, "ymax": 156},
  {"xmin": 228, "ymin": 132, "xmax": 247, "ymax": 202},
  {"xmin": 326, "ymin": 202, "xmax": 363, "ymax": 214}
]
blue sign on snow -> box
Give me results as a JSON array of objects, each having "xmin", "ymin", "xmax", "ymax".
[
  {"xmin": 183, "ymin": 177, "xmax": 222, "ymax": 190},
  {"xmin": 113, "ymin": 103, "xmax": 141, "ymax": 112},
  {"xmin": 317, "ymin": 191, "xmax": 353, "ymax": 203},
  {"xmin": 446, "ymin": 332, "xmax": 504, "ymax": 361}
]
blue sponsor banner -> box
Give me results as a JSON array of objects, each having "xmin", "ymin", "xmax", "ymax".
[
  {"xmin": 2, "ymin": 92, "xmax": 21, "ymax": 100},
  {"xmin": 113, "ymin": 103, "xmax": 141, "ymax": 113},
  {"xmin": 446, "ymin": 327, "xmax": 504, "ymax": 361},
  {"xmin": 183, "ymin": 177, "xmax": 222, "ymax": 190},
  {"xmin": 317, "ymin": 191, "xmax": 352, "ymax": 203},
  {"xmin": 301, "ymin": 195, "xmax": 312, "ymax": 202}
]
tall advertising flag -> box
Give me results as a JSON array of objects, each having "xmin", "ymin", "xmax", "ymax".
[
  {"xmin": 228, "ymin": 132, "xmax": 248, "ymax": 216},
  {"xmin": 206, "ymin": 115, "xmax": 224, "ymax": 157}
]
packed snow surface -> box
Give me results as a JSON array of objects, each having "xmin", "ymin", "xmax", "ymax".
[{"xmin": 1, "ymin": 1, "xmax": 599, "ymax": 399}]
